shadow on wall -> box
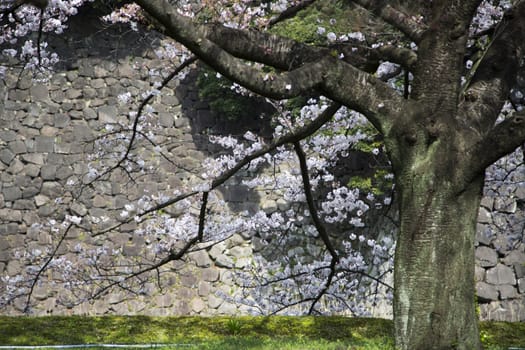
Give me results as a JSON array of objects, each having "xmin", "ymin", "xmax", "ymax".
[
  {"xmin": 46, "ymin": 6, "xmax": 162, "ymax": 69},
  {"xmin": 178, "ymin": 67, "xmax": 275, "ymax": 214}
]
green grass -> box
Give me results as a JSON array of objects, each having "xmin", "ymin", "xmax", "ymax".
[{"xmin": 0, "ymin": 316, "xmax": 523, "ymax": 349}]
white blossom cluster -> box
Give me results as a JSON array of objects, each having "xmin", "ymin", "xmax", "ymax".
[
  {"xmin": 470, "ymin": 0, "xmax": 511, "ymax": 34},
  {"xmin": 0, "ymin": 0, "xmax": 94, "ymax": 75},
  {"xmin": 197, "ymin": 98, "xmax": 394, "ymax": 314}
]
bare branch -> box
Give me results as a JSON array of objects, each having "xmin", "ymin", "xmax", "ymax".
[
  {"xmin": 24, "ymin": 223, "xmax": 72, "ymax": 312},
  {"xmin": 84, "ymin": 55, "xmax": 198, "ymax": 190},
  {"xmin": 197, "ymin": 191, "xmax": 209, "ymax": 241}
]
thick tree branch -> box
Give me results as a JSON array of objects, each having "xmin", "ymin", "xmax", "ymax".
[
  {"xmin": 136, "ymin": 0, "xmax": 329, "ymax": 99},
  {"xmin": 293, "ymin": 141, "xmax": 338, "ymax": 262},
  {"xmin": 466, "ymin": 113, "xmax": 525, "ymax": 180},
  {"xmin": 460, "ymin": 2, "xmax": 525, "ymax": 134},
  {"xmin": 293, "ymin": 141, "xmax": 339, "ymax": 314},
  {"xmin": 350, "ymin": 0, "xmax": 426, "ymax": 43},
  {"xmin": 321, "ymin": 59, "xmax": 404, "ymax": 135},
  {"xmin": 136, "ymin": 0, "xmax": 405, "ymax": 134},
  {"xmin": 374, "ymin": 45, "xmax": 418, "ymax": 70},
  {"xmin": 330, "ymin": 43, "xmax": 417, "ymax": 72}
]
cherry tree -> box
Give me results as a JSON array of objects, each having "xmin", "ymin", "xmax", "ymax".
[{"xmin": 2, "ymin": 0, "xmax": 525, "ymax": 349}]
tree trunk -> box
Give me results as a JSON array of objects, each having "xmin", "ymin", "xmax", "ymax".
[{"xmin": 393, "ymin": 157, "xmax": 484, "ymax": 349}]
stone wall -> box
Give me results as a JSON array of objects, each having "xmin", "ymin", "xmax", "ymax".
[
  {"xmin": 0, "ymin": 9, "xmax": 524, "ymax": 321},
  {"xmin": 476, "ymin": 193, "xmax": 525, "ymax": 321}
]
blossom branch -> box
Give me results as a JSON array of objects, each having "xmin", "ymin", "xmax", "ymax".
[
  {"xmin": 94, "ymin": 102, "xmax": 342, "ymax": 237},
  {"xmin": 293, "ymin": 141, "xmax": 338, "ymax": 314}
]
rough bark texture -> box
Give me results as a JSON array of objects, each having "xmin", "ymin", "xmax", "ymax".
[{"xmin": 393, "ymin": 149, "xmax": 484, "ymax": 349}]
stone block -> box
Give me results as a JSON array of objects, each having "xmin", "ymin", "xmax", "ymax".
[
  {"xmin": 0, "ymin": 148, "xmax": 15, "ymax": 165},
  {"xmin": 174, "ymin": 116, "xmax": 190, "ymax": 128},
  {"xmin": 515, "ymin": 263, "xmax": 525, "ymax": 279},
  {"xmin": 40, "ymin": 165, "xmax": 57, "ymax": 180},
  {"xmin": 83, "ymin": 87, "xmax": 97, "ymax": 99},
  {"xmin": 207, "ymin": 294, "xmax": 223, "ymax": 309},
  {"xmin": 479, "ymin": 300, "xmax": 525, "ymax": 322},
  {"xmin": 13, "ymin": 199, "xmax": 36, "ymax": 210},
  {"xmin": 8, "ymin": 140, "xmax": 27, "ymax": 154},
  {"xmin": 235, "ymin": 257, "xmax": 251, "ymax": 269},
  {"xmin": 158, "ymin": 112, "xmax": 174, "ymax": 128},
  {"xmin": 175, "ymin": 300, "xmax": 191, "ymax": 315},
  {"xmin": 97, "ymin": 105, "xmax": 118, "ymax": 124},
  {"xmin": 476, "ymin": 282, "xmax": 499, "ymax": 302},
  {"xmin": 41, "ymin": 182, "xmax": 62, "ymax": 198},
  {"xmin": 198, "ymin": 281, "xmax": 211, "ymax": 296},
  {"xmin": 477, "ymin": 207, "xmax": 491, "ymax": 224},
  {"xmin": 0, "ymin": 130, "xmax": 17, "ymax": 142},
  {"xmin": 217, "ymin": 302, "xmax": 237, "ymax": 315},
  {"xmin": 188, "ymin": 250, "xmax": 212, "ymax": 268},
  {"xmin": 177, "ymin": 287, "xmax": 194, "ymax": 300},
  {"xmin": 0, "ymin": 209, "xmax": 22, "ymax": 222},
  {"xmin": 480, "ymin": 197, "xmax": 494, "ymax": 210},
  {"xmin": 516, "ymin": 277, "xmax": 525, "ymax": 294},
  {"xmin": 30, "ymin": 84, "xmax": 49, "ymax": 102},
  {"xmin": 494, "ymin": 197, "xmax": 517, "ymax": 214},
  {"xmin": 90, "ymin": 78, "xmax": 106, "ymax": 89},
  {"xmin": 498, "ymin": 285, "xmax": 518, "ymax": 299},
  {"xmin": 493, "ymin": 234, "xmax": 514, "ymax": 255},
  {"xmin": 209, "ymin": 242, "xmax": 226, "ymax": 260},
  {"xmin": 38, "ymin": 205, "xmax": 55, "ymax": 217},
  {"xmin": 226, "ymin": 234, "xmax": 246, "ymax": 249},
  {"xmin": 34, "ymin": 136, "xmax": 55, "ymax": 153},
  {"xmin": 191, "ymin": 298, "xmax": 206, "ymax": 313},
  {"xmin": 220, "ymin": 270, "xmax": 234, "ymax": 286},
  {"xmin": 22, "ymin": 153, "xmax": 44, "ymax": 165},
  {"xmin": 8, "ymin": 160, "xmax": 24, "ymax": 176},
  {"xmin": 22, "ymin": 187, "xmax": 39, "ymax": 199},
  {"xmin": 3, "ymin": 187, "xmax": 22, "ymax": 201},
  {"xmin": 486, "ymin": 264, "xmax": 516, "ymax": 285},
  {"xmin": 229, "ymin": 246, "xmax": 251, "ymax": 259},
  {"xmin": 502, "ymin": 250, "xmax": 525, "ymax": 265},
  {"xmin": 215, "ymin": 254, "xmax": 234, "ymax": 268},
  {"xmin": 475, "ymin": 246, "xmax": 498, "ymax": 267},
  {"xmin": 154, "ymin": 294, "xmax": 173, "ymax": 308},
  {"xmin": 24, "ymin": 164, "xmax": 40, "ymax": 177},
  {"xmin": 180, "ymin": 273, "xmax": 198, "ymax": 287},
  {"xmin": 201, "ymin": 267, "xmax": 219, "ymax": 282}
]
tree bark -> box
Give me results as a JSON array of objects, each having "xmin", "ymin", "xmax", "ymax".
[{"xmin": 393, "ymin": 150, "xmax": 484, "ymax": 350}]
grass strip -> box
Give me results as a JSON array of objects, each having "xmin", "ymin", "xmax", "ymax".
[{"xmin": 0, "ymin": 316, "xmax": 523, "ymax": 349}]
